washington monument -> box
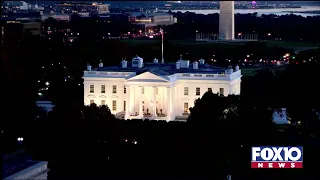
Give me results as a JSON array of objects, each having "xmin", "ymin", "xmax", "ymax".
[{"xmin": 219, "ymin": 1, "xmax": 235, "ymax": 40}]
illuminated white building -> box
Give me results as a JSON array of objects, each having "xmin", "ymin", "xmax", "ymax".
[
  {"xmin": 83, "ymin": 56, "xmax": 242, "ymax": 121},
  {"xmin": 219, "ymin": 1, "xmax": 235, "ymax": 40}
]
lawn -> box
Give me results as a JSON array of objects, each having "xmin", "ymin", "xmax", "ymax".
[
  {"xmin": 262, "ymin": 40, "xmax": 320, "ymax": 49},
  {"xmin": 241, "ymin": 67, "xmax": 265, "ymax": 77},
  {"xmin": 121, "ymin": 39, "xmax": 320, "ymax": 49}
]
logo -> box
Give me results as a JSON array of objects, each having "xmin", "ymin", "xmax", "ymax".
[{"xmin": 251, "ymin": 146, "xmax": 303, "ymax": 168}]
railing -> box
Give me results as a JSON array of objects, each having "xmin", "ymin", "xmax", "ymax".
[
  {"xmin": 84, "ymin": 71, "xmax": 135, "ymax": 77},
  {"xmin": 178, "ymin": 70, "xmax": 241, "ymax": 80}
]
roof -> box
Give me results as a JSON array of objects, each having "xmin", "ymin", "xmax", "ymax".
[{"xmin": 96, "ymin": 62, "xmax": 226, "ymax": 76}]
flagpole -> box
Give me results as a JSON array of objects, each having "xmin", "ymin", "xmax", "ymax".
[{"xmin": 161, "ymin": 28, "xmax": 164, "ymax": 63}]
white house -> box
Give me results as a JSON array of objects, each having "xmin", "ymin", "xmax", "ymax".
[{"xmin": 83, "ymin": 56, "xmax": 242, "ymax": 121}]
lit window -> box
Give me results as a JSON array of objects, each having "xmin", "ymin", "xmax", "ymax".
[
  {"xmin": 196, "ymin": 87, "xmax": 200, "ymax": 96},
  {"xmin": 101, "ymin": 85, "xmax": 105, "ymax": 93},
  {"xmin": 101, "ymin": 100, "xmax": 105, "ymax": 105},
  {"xmin": 220, "ymin": 88, "xmax": 224, "ymax": 96},
  {"xmin": 124, "ymin": 86, "xmax": 126, "ymax": 94},
  {"xmin": 90, "ymin": 100, "xmax": 94, "ymax": 104},
  {"xmin": 208, "ymin": 88, "xmax": 212, "ymax": 92},
  {"xmin": 184, "ymin": 87, "xmax": 188, "ymax": 96},
  {"xmin": 90, "ymin": 85, "xmax": 94, "ymax": 93},
  {"xmin": 112, "ymin": 85, "xmax": 117, "ymax": 94},
  {"xmin": 112, "ymin": 100, "xmax": 117, "ymax": 111},
  {"xmin": 124, "ymin": 101, "xmax": 126, "ymax": 111},
  {"xmin": 184, "ymin": 103, "xmax": 189, "ymax": 113}
]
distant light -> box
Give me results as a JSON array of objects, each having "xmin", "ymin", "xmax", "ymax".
[
  {"xmin": 38, "ymin": 80, "xmax": 40, "ymax": 82},
  {"xmin": 238, "ymin": 33, "xmax": 241, "ymax": 36},
  {"xmin": 149, "ymin": 36, "xmax": 154, "ymax": 38},
  {"xmin": 133, "ymin": 140, "xmax": 137, "ymax": 144},
  {"xmin": 38, "ymin": 92, "xmax": 42, "ymax": 96},
  {"xmin": 78, "ymin": 84, "xmax": 81, "ymax": 86},
  {"xmin": 65, "ymin": 79, "xmax": 67, "ymax": 82},
  {"xmin": 252, "ymin": 1, "xmax": 256, "ymax": 4},
  {"xmin": 247, "ymin": 55, "xmax": 250, "ymax": 57},
  {"xmin": 42, "ymin": 66, "xmax": 44, "ymax": 68},
  {"xmin": 268, "ymin": 33, "xmax": 271, "ymax": 36},
  {"xmin": 285, "ymin": 53, "xmax": 290, "ymax": 57},
  {"xmin": 71, "ymin": 33, "xmax": 73, "ymax": 35},
  {"xmin": 45, "ymin": 82, "xmax": 49, "ymax": 86},
  {"xmin": 108, "ymin": 33, "xmax": 110, "ymax": 35},
  {"xmin": 77, "ymin": 33, "xmax": 79, "ymax": 35}
]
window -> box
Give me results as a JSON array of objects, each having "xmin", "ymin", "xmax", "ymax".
[
  {"xmin": 112, "ymin": 85, "xmax": 117, "ymax": 94},
  {"xmin": 112, "ymin": 100, "xmax": 117, "ymax": 111},
  {"xmin": 101, "ymin": 85, "xmax": 105, "ymax": 93},
  {"xmin": 220, "ymin": 88, "xmax": 224, "ymax": 96},
  {"xmin": 101, "ymin": 100, "xmax": 105, "ymax": 105},
  {"xmin": 90, "ymin": 85, "xmax": 94, "ymax": 93},
  {"xmin": 124, "ymin": 86, "xmax": 126, "ymax": 94},
  {"xmin": 184, "ymin": 103, "xmax": 189, "ymax": 113},
  {"xmin": 124, "ymin": 101, "xmax": 126, "ymax": 111},
  {"xmin": 208, "ymin": 88, "xmax": 212, "ymax": 92},
  {"xmin": 184, "ymin": 87, "xmax": 188, "ymax": 96},
  {"xmin": 90, "ymin": 100, "xmax": 94, "ymax": 104},
  {"xmin": 142, "ymin": 87, "xmax": 144, "ymax": 94},
  {"xmin": 196, "ymin": 87, "xmax": 200, "ymax": 96}
]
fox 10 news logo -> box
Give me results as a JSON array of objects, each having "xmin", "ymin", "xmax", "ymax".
[{"xmin": 251, "ymin": 146, "xmax": 303, "ymax": 168}]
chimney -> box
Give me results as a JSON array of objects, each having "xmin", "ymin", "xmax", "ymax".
[
  {"xmin": 153, "ymin": 58, "xmax": 158, "ymax": 63},
  {"xmin": 98, "ymin": 60, "xmax": 103, "ymax": 68},
  {"xmin": 235, "ymin": 65, "xmax": 240, "ymax": 71},
  {"xmin": 193, "ymin": 61, "xmax": 198, "ymax": 69},
  {"xmin": 121, "ymin": 59, "xmax": 127, "ymax": 68},
  {"xmin": 87, "ymin": 63, "xmax": 92, "ymax": 71},
  {"xmin": 176, "ymin": 61, "xmax": 181, "ymax": 69},
  {"xmin": 199, "ymin": 58, "xmax": 205, "ymax": 64}
]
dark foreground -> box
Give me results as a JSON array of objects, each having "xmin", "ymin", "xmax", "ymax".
[{"xmin": 28, "ymin": 120, "xmax": 320, "ymax": 180}]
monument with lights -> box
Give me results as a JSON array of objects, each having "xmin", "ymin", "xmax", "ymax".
[{"xmin": 196, "ymin": 1, "xmax": 258, "ymax": 41}]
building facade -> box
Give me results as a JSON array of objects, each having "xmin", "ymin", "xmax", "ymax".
[
  {"xmin": 219, "ymin": 1, "xmax": 235, "ymax": 40},
  {"xmin": 83, "ymin": 56, "xmax": 242, "ymax": 121}
]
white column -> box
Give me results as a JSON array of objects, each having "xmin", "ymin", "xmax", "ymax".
[
  {"xmin": 167, "ymin": 86, "xmax": 171, "ymax": 120},
  {"xmin": 125, "ymin": 85, "xmax": 130, "ymax": 119},
  {"xmin": 162, "ymin": 87, "xmax": 165, "ymax": 115},
  {"xmin": 153, "ymin": 86, "xmax": 157, "ymax": 117},
  {"xmin": 139, "ymin": 86, "xmax": 143, "ymax": 117}
]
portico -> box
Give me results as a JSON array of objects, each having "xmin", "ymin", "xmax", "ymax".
[{"xmin": 124, "ymin": 72, "xmax": 171, "ymax": 120}]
